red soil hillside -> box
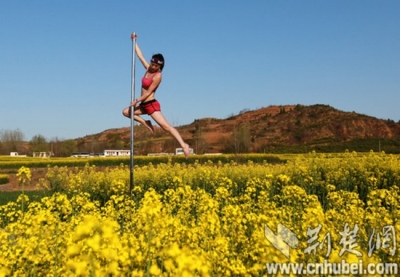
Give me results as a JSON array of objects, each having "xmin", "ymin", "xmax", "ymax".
[{"xmin": 75, "ymin": 104, "xmax": 400, "ymax": 154}]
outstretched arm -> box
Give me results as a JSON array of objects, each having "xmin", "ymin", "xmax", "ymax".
[{"xmin": 131, "ymin": 33, "xmax": 148, "ymax": 69}]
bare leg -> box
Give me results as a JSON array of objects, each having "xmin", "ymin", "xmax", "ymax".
[
  {"xmin": 150, "ymin": 111, "xmax": 190, "ymax": 158},
  {"xmin": 122, "ymin": 107, "xmax": 154, "ymax": 134}
]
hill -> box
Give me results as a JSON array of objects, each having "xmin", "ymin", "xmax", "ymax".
[{"xmin": 75, "ymin": 104, "xmax": 400, "ymax": 154}]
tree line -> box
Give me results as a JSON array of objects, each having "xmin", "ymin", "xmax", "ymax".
[
  {"xmin": 0, "ymin": 129, "xmax": 142, "ymax": 157},
  {"xmin": 0, "ymin": 129, "xmax": 78, "ymax": 157}
]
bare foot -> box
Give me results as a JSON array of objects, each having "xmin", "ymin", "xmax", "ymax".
[
  {"xmin": 182, "ymin": 143, "xmax": 190, "ymax": 159},
  {"xmin": 145, "ymin": 120, "xmax": 154, "ymax": 134}
]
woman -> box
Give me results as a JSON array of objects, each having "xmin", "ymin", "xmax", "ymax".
[{"xmin": 122, "ymin": 33, "xmax": 190, "ymax": 158}]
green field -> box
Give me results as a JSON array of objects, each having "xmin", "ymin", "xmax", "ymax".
[
  {"xmin": 0, "ymin": 153, "xmax": 287, "ymax": 169},
  {"xmin": 1, "ymin": 151, "xmax": 396, "ymax": 206},
  {"xmin": 0, "ymin": 191, "xmax": 52, "ymax": 206},
  {"xmin": 0, "ymin": 154, "xmax": 285, "ymax": 206}
]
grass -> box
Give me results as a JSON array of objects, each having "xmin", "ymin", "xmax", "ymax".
[
  {"xmin": 0, "ymin": 154, "xmax": 288, "ymax": 169},
  {"xmin": 0, "ymin": 190, "xmax": 51, "ymax": 206},
  {"xmin": 0, "ymin": 174, "xmax": 9, "ymax": 184}
]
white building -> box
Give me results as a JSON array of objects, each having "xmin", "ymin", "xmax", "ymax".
[
  {"xmin": 10, "ymin": 152, "xmax": 27, "ymax": 157},
  {"xmin": 175, "ymin": 148, "xmax": 194, "ymax": 155},
  {"xmin": 103, "ymin": 150, "xmax": 130, "ymax": 157},
  {"xmin": 33, "ymin": 152, "xmax": 52, "ymax": 158}
]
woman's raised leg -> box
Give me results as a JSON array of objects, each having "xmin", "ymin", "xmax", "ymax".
[
  {"xmin": 122, "ymin": 106, "xmax": 154, "ymax": 133},
  {"xmin": 150, "ymin": 111, "xmax": 190, "ymax": 158}
]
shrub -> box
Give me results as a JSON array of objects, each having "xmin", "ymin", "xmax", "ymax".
[{"xmin": 0, "ymin": 174, "xmax": 9, "ymax": 185}]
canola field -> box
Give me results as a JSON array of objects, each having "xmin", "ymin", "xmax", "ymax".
[{"xmin": 0, "ymin": 152, "xmax": 399, "ymax": 276}]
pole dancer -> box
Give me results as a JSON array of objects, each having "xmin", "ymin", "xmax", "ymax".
[{"xmin": 122, "ymin": 33, "xmax": 191, "ymax": 159}]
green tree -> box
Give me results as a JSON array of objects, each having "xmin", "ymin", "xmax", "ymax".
[
  {"xmin": 0, "ymin": 129, "xmax": 25, "ymax": 154},
  {"xmin": 58, "ymin": 139, "xmax": 77, "ymax": 157},
  {"xmin": 224, "ymin": 124, "xmax": 251, "ymax": 153},
  {"xmin": 191, "ymin": 122, "xmax": 207, "ymax": 154},
  {"xmin": 30, "ymin": 134, "xmax": 48, "ymax": 152}
]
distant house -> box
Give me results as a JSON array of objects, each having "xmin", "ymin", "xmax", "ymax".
[
  {"xmin": 33, "ymin": 152, "xmax": 52, "ymax": 158},
  {"xmin": 175, "ymin": 148, "xmax": 194, "ymax": 155},
  {"xmin": 70, "ymin": 150, "xmax": 130, "ymax": 157},
  {"xmin": 10, "ymin": 152, "xmax": 27, "ymax": 157},
  {"xmin": 103, "ymin": 150, "xmax": 130, "ymax": 157},
  {"xmin": 71, "ymin": 152, "xmax": 90, "ymax": 157}
]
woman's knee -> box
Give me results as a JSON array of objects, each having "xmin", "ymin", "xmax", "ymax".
[{"xmin": 122, "ymin": 108, "xmax": 130, "ymax": 118}]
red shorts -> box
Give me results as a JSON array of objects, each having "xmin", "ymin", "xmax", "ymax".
[{"xmin": 140, "ymin": 99, "xmax": 161, "ymax": 115}]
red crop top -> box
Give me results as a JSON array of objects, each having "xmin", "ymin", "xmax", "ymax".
[{"xmin": 142, "ymin": 71, "xmax": 160, "ymax": 90}]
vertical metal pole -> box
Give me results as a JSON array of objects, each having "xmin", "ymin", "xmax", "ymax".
[{"xmin": 129, "ymin": 33, "xmax": 136, "ymax": 197}]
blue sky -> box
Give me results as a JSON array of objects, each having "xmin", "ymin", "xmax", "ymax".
[{"xmin": 1, "ymin": 1, "xmax": 399, "ymax": 140}]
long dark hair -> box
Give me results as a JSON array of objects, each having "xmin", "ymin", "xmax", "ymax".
[{"xmin": 151, "ymin": 53, "xmax": 165, "ymax": 71}]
